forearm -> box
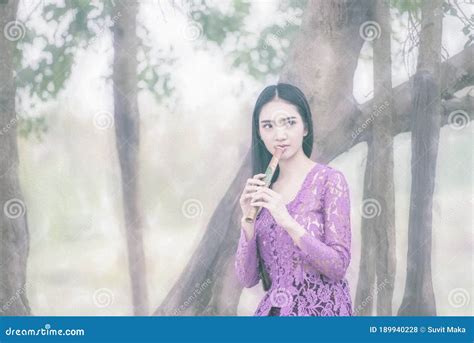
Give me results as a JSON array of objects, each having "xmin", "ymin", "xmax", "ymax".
[
  {"xmin": 234, "ymin": 219, "xmax": 260, "ymax": 288},
  {"xmin": 282, "ymin": 216, "xmax": 306, "ymax": 245},
  {"xmin": 241, "ymin": 218, "xmax": 255, "ymax": 241},
  {"xmin": 283, "ymin": 217, "xmax": 348, "ymax": 281}
]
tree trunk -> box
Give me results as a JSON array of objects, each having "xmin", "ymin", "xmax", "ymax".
[
  {"xmin": 354, "ymin": 138, "xmax": 377, "ymax": 316},
  {"xmin": 372, "ymin": 0, "xmax": 396, "ymax": 316},
  {"xmin": 154, "ymin": 151, "xmax": 252, "ymax": 315},
  {"xmin": 398, "ymin": 0, "xmax": 443, "ymax": 316},
  {"xmin": 154, "ymin": 0, "xmax": 373, "ymax": 316},
  {"xmin": 327, "ymin": 45, "xmax": 473, "ymax": 163},
  {"xmin": 355, "ymin": 1, "xmax": 399, "ymax": 316},
  {"xmin": 153, "ymin": 2, "xmax": 473, "ymax": 315},
  {"xmin": 279, "ymin": 0, "xmax": 373, "ymax": 162},
  {"xmin": 112, "ymin": 0, "xmax": 149, "ymax": 315},
  {"xmin": 0, "ymin": 0, "xmax": 32, "ymax": 316}
]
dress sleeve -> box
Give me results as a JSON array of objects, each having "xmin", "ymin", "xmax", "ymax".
[
  {"xmin": 234, "ymin": 226, "xmax": 260, "ymax": 288},
  {"xmin": 298, "ymin": 170, "xmax": 351, "ymax": 282}
]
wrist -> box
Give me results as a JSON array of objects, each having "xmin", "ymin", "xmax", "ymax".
[
  {"xmin": 282, "ymin": 216, "xmax": 307, "ymax": 244},
  {"xmin": 241, "ymin": 217, "xmax": 254, "ymax": 229},
  {"xmin": 282, "ymin": 216, "xmax": 302, "ymax": 235},
  {"xmin": 240, "ymin": 218, "xmax": 255, "ymax": 241},
  {"xmin": 280, "ymin": 213, "xmax": 296, "ymax": 231}
]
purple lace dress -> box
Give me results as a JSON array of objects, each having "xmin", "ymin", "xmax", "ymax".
[{"xmin": 235, "ymin": 163, "xmax": 353, "ymax": 316}]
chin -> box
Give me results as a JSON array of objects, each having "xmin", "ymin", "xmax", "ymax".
[{"xmin": 279, "ymin": 149, "xmax": 294, "ymax": 159}]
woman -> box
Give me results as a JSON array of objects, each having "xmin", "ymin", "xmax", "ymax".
[{"xmin": 234, "ymin": 83, "xmax": 353, "ymax": 316}]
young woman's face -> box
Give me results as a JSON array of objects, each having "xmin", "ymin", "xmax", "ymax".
[{"xmin": 258, "ymin": 99, "xmax": 308, "ymax": 159}]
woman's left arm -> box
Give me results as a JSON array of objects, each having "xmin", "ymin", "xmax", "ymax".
[{"xmin": 284, "ymin": 170, "xmax": 351, "ymax": 282}]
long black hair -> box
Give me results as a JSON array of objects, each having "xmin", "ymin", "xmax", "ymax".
[{"xmin": 250, "ymin": 83, "xmax": 314, "ymax": 291}]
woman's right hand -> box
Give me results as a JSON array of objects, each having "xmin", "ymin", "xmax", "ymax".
[{"xmin": 239, "ymin": 173, "xmax": 267, "ymax": 218}]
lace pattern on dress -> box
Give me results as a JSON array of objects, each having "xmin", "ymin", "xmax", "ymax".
[{"xmin": 235, "ymin": 163, "xmax": 353, "ymax": 316}]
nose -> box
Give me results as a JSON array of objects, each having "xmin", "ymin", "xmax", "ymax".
[{"xmin": 275, "ymin": 128, "xmax": 288, "ymax": 141}]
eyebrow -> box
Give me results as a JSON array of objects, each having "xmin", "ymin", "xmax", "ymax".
[{"xmin": 260, "ymin": 116, "xmax": 297, "ymax": 124}]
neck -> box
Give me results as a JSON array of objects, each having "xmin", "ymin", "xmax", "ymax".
[{"xmin": 277, "ymin": 149, "xmax": 314, "ymax": 181}]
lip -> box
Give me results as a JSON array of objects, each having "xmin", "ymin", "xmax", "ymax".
[{"xmin": 275, "ymin": 145, "xmax": 290, "ymax": 150}]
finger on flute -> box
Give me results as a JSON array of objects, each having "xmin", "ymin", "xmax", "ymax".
[{"xmin": 244, "ymin": 147, "xmax": 285, "ymax": 223}]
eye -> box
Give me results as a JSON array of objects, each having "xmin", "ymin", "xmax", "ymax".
[
  {"xmin": 287, "ymin": 119, "xmax": 296, "ymax": 125},
  {"xmin": 262, "ymin": 123, "xmax": 272, "ymax": 129}
]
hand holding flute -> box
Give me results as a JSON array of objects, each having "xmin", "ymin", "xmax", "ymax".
[
  {"xmin": 239, "ymin": 173, "xmax": 266, "ymax": 241},
  {"xmin": 239, "ymin": 148, "xmax": 285, "ymax": 239}
]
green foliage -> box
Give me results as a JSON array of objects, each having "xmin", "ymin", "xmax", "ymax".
[
  {"xmin": 442, "ymin": 1, "xmax": 473, "ymax": 48},
  {"xmin": 18, "ymin": 115, "xmax": 48, "ymax": 140},
  {"xmin": 13, "ymin": 0, "xmax": 307, "ymax": 115},
  {"xmin": 190, "ymin": 0, "xmax": 252, "ymax": 45},
  {"xmin": 391, "ymin": 0, "xmax": 422, "ymax": 18},
  {"xmin": 188, "ymin": 0, "xmax": 306, "ymax": 80},
  {"xmin": 14, "ymin": 0, "xmax": 175, "ymax": 138},
  {"xmin": 11, "ymin": 1, "xmax": 109, "ymax": 140},
  {"xmin": 136, "ymin": 25, "xmax": 175, "ymax": 104},
  {"xmin": 137, "ymin": 54, "xmax": 175, "ymax": 103},
  {"xmin": 15, "ymin": 1, "xmax": 175, "ymax": 102},
  {"xmin": 15, "ymin": 1, "xmax": 106, "ymax": 102},
  {"xmin": 391, "ymin": 0, "xmax": 473, "ymax": 49}
]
